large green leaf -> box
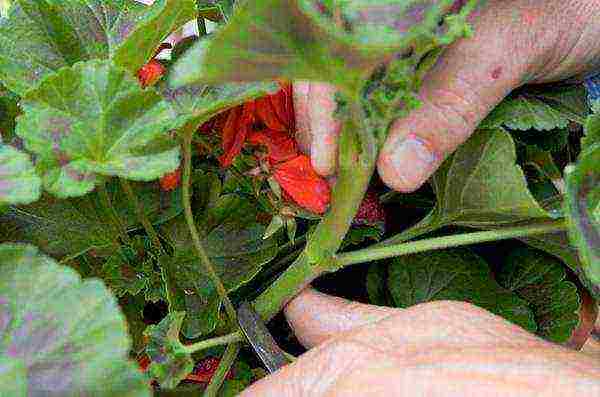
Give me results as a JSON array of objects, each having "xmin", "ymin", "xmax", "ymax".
[
  {"xmin": 385, "ymin": 128, "xmax": 550, "ymax": 245},
  {"xmin": 497, "ymin": 247, "xmax": 581, "ymax": 343},
  {"xmin": 0, "ymin": 0, "xmax": 195, "ymax": 95},
  {"xmin": 564, "ymin": 144, "xmax": 600, "ymax": 285},
  {"xmin": 481, "ymin": 84, "xmax": 588, "ymax": 130},
  {"xmin": 0, "ymin": 243, "xmax": 151, "ymax": 396},
  {"xmin": 144, "ymin": 311, "xmax": 194, "ymax": 389},
  {"xmin": 0, "ymin": 144, "xmax": 41, "ymax": 205},
  {"xmin": 16, "ymin": 60, "xmax": 180, "ymax": 198},
  {"xmin": 161, "ymin": 194, "xmax": 278, "ymax": 338},
  {"xmin": 387, "ymin": 248, "xmax": 536, "ymax": 332},
  {"xmin": 0, "ymin": 193, "xmax": 118, "ymax": 258},
  {"xmin": 171, "ymin": 0, "xmax": 475, "ymax": 95}
]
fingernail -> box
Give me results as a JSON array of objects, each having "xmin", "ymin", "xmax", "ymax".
[{"xmin": 391, "ymin": 134, "xmax": 437, "ymax": 190}]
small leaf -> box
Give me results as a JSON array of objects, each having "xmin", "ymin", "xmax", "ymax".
[
  {"xmin": 387, "ymin": 248, "xmax": 536, "ymax": 331},
  {"xmin": 0, "ymin": 243, "xmax": 151, "ymax": 396},
  {"xmin": 263, "ymin": 215, "xmax": 284, "ymax": 240},
  {"xmin": 286, "ymin": 217, "xmax": 297, "ymax": 242},
  {"xmin": 171, "ymin": 0, "xmax": 475, "ymax": 95},
  {"xmin": 564, "ymin": 144, "xmax": 600, "ymax": 285},
  {"xmin": 144, "ymin": 311, "xmax": 194, "ymax": 389},
  {"xmin": 0, "ymin": 0, "xmax": 194, "ymax": 95},
  {"xmin": 497, "ymin": 247, "xmax": 581, "ymax": 343},
  {"xmin": 0, "ymin": 144, "xmax": 41, "ymax": 205},
  {"xmin": 17, "ymin": 60, "xmax": 180, "ymax": 198}
]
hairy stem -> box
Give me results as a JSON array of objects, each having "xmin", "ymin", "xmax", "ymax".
[
  {"xmin": 97, "ymin": 182, "xmax": 131, "ymax": 245},
  {"xmin": 119, "ymin": 179, "xmax": 164, "ymax": 253},
  {"xmin": 182, "ymin": 331, "xmax": 243, "ymax": 354},
  {"xmin": 182, "ymin": 129, "xmax": 238, "ymax": 322},
  {"xmin": 253, "ymin": 100, "xmax": 378, "ymax": 321},
  {"xmin": 335, "ymin": 220, "xmax": 567, "ymax": 268},
  {"xmin": 203, "ymin": 342, "xmax": 240, "ymax": 397}
]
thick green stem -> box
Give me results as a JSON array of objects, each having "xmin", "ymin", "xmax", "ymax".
[
  {"xmin": 253, "ymin": 101, "xmax": 378, "ymax": 321},
  {"xmin": 182, "ymin": 129, "xmax": 238, "ymax": 322},
  {"xmin": 97, "ymin": 182, "xmax": 131, "ymax": 245},
  {"xmin": 182, "ymin": 331, "xmax": 243, "ymax": 354},
  {"xmin": 335, "ymin": 220, "xmax": 567, "ymax": 268},
  {"xmin": 203, "ymin": 342, "xmax": 240, "ymax": 397},
  {"xmin": 119, "ymin": 179, "xmax": 164, "ymax": 253}
]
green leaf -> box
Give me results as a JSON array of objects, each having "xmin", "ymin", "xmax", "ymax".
[
  {"xmin": 564, "ymin": 144, "xmax": 600, "ymax": 285},
  {"xmin": 171, "ymin": 0, "xmax": 475, "ymax": 95},
  {"xmin": 0, "ymin": 144, "xmax": 41, "ymax": 205},
  {"xmin": 482, "ymin": 85, "xmax": 588, "ymax": 130},
  {"xmin": 16, "ymin": 60, "xmax": 180, "ymax": 198},
  {"xmin": 497, "ymin": 247, "xmax": 581, "ymax": 343},
  {"xmin": 0, "ymin": 243, "xmax": 151, "ymax": 396},
  {"xmin": 342, "ymin": 225, "xmax": 384, "ymax": 249},
  {"xmin": 161, "ymin": 194, "xmax": 278, "ymax": 338},
  {"xmin": 582, "ymin": 107, "xmax": 600, "ymax": 151},
  {"xmin": 144, "ymin": 311, "xmax": 194, "ymax": 389},
  {"xmin": 366, "ymin": 263, "xmax": 389, "ymax": 306},
  {"xmin": 387, "ymin": 248, "xmax": 536, "ymax": 331},
  {"xmin": 0, "ymin": 0, "xmax": 194, "ymax": 95},
  {"xmin": 0, "ymin": 84, "xmax": 19, "ymax": 142},
  {"xmin": 0, "ymin": 192, "xmax": 117, "ymax": 258},
  {"xmin": 112, "ymin": 0, "xmax": 197, "ymax": 73},
  {"xmin": 119, "ymin": 294, "xmax": 150, "ymax": 354},
  {"xmin": 161, "ymin": 80, "xmax": 278, "ymax": 130},
  {"xmin": 385, "ymin": 128, "xmax": 550, "ymax": 245}
]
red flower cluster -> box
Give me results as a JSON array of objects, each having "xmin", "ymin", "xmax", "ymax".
[
  {"xmin": 201, "ymin": 83, "xmax": 331, "ymax": 214},
  {"xmin": 138, "ymin": 354, "xmax": 233, "ymax": 385}
]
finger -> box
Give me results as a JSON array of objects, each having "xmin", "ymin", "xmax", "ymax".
[
  {"xmin": 294, "ymin": 82, "xmax": 341, "ymax": 176},
  {"xmin": 378, "ymin": 2, "xmax": 551, "ymax": 192},
  {"xmin": 284, "ymin": 288, "xmax": 396, "ymax": 348}
]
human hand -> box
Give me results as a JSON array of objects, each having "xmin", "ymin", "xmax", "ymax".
[
  {"xmin": 241, "ymin": 288, "xmax": 600, "ymax": 396},
  {"xmin": 294, "ymin": 0, "xmax": 600, "ymax": 191}
]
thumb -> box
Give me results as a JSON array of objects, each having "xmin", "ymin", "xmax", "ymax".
[{"xmin": 378, "ymin": 3, "xmax": 546, "ymax": 192}]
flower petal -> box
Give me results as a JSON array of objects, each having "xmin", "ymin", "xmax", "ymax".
[{"xmin": 274, "ymin": 155, "xmax": 330, "ymax": 214}]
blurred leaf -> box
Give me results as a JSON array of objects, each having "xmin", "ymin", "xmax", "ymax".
[
  {"xmin": 0, "ymin": 243, "xmax": 151, "ymax": 396},
  {"xmin": 342, "ymin": 225, "xmax": 383, "ymax": 249},
  {"xmin": 582, "ymin": 104, "xmax": 600, "ymax": 151},
  {"xmin": 387, "ymin": 248, "xmax": 536, "ymax": 331},
  {"xmin": 144, "ymin": 311, "xmax": 194, "ymax": 389},
  {"xmin": 0, "ymin": 0, "xmax": 194, "ymax": 95},
  {"xmin": 497, "ymin": 247, "xmax": 581, "ymax": 343},
  {"xmin": 161, "ymin": 194, "xmax": 278, "ymax": 338},
  {"xmin": 171, "ymin": 0, "xmax": 475, "ymax": 96},
  {"xmin": 0, "ymin": 144, "xmax": 41, "ymax": 205},
  {"xmin": 564, "ymin": 144, "xmax": 600, "ymax": 285},
  {"xmin": 514, "ymin": 128, "xmax": 569, "ymax": 152},
  {"xmin": 17, "ymin": 60, "xmax": 180, "ymax": 198}
]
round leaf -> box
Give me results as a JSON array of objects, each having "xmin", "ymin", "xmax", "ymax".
[
  {"xmin": 0, "ymin": 243, "xmax": 151, "ymax": 396},
  {"xmin": 16, "ymin": 60, "xmax": 180, "ymax": 198}
]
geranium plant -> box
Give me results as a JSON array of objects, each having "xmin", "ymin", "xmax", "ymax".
[{"xmin": 0, "ymin": 0, "xmax": 598, "ymax": 395}]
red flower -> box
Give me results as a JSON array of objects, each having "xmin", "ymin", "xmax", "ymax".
[
  {"xmin": 137, "ymin": 60, "xmax": 166, "ymax": 88},
  {"xmin": 159, "ymin": 168, "xmax": 181, "ymax": 191},
  {"xmin": 246, "ymin": 129, "xmax": 298, "ymax": 164},
  {"xmin": 273, "ymin": 155, "xmax": 331, "ymax": 214}
]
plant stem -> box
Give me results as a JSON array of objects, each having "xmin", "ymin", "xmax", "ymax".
[
  {"xmin": 182, "ymin": 331, "xmax": 243, "ymax": 354},
  {"xmin": 203, "ymin": 342, "xmax": 240, "ymax": 397},
  {"xmin": 253, "ymin": 100, "xmax": 378, "ymax": 321},
  {"xmin": 334, "ymin": 220, "xmax": 567, "ymax": 268},
  {"xmin": 182, "ymin": 129, "xmax": 238, "ymax": 322},
  {"xmin": 97, "ymin": 182, "xmax": 131, "ymax": 245},
  {"xmin": 119, "ymin": 179, "xmax": 164, "ymax": 253}
]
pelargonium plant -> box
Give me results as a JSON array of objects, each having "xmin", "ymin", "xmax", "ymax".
[{"xmin": 0, "ymin": 0, "xmax": 598, "ymax": 395}]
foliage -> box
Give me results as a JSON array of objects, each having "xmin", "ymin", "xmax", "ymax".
[{"xmin": 0, "ymin": 0, "xmax": 598, "ymax": 395}]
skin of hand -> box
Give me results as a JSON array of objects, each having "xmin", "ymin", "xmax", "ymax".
[
  {"xmin": 243, "ymin": 2, "xmax": 600, "ymax": 395},
  {"xmin": 294, "ymin": 0, "xmax": 600, "ymax": 191},
  {"xmin": 241, "ymin": 289, "xmax": 600, "ymax": 396}
]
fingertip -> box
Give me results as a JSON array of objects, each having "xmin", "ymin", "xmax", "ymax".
[{"xmin": 377, "ymin": 131, "xmax": 440, "ymax": 193}]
